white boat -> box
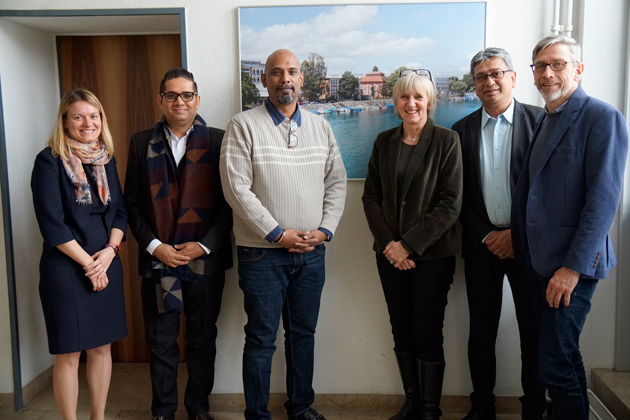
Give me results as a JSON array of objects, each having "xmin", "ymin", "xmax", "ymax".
[{"xmin": 317, "ymin": 108, "xmax": 327, "ymax": 114}]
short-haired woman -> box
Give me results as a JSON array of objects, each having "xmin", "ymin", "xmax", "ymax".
[{"xmin": 362, "ymin": 70, "xmax": 463, "ymax": 420}]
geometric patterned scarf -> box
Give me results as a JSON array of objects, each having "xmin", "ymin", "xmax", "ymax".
[
  {"xmin": 61, "ymin": 138, "xmax": 111, "ymax": 205},
  {"xmin": 146, "ymin": 114, "xmax": 216, "ymax": 313}
]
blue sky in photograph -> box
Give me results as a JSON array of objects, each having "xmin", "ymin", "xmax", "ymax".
[{"xmin": 239, "ymin": 3, "xmax": 485, "ymax": 79}]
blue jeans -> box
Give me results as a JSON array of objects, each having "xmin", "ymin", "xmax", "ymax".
[
  {"xmin": 238, "ymin": 245, "xmax": 326, "ymax": 420},
  {"xmin": 527, "ymin": 259, "xmax": 598, "ymax": 420}
]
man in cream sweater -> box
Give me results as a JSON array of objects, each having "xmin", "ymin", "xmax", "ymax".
[{"xmin": 220, "ymin": 49, "xmax": 347, "ymax": 420}]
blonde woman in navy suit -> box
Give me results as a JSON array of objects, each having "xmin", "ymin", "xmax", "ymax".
[{"xmin": 31, "ymin": 89, "xmax": 127, "ymax": 420}]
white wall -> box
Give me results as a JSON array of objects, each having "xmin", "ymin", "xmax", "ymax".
[
  {"xmin": 0, "ymin": 17, "xmax": 58, "ymax": 388},
  {"xmin": 0, "ymin": 0, "xmax": 626, "ymax": 398}
]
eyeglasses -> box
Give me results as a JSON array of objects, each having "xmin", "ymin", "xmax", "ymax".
[
  {"xmin": 473, "ymin": 70, "xmax": 513, "ymax": 84},
  {"xmin": 530, "ymin": 61, "xmax": 575, "ymax": 73},
  {"xmin": 399, "ymin": 69, "xmax": 433, "ymax": 81},
  {"xmin": 288, "ymin": 120, "xmax": 298, "ymax": 148},
  {"xmin": 160, "ymin": 91, "xmax": 198, "ymax": 102}
]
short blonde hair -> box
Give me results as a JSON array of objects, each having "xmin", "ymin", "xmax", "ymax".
[
  {"xmin": 393, "ymin": 72, "xmax": 437, "ymax": 119},
  {"xmin": 47, "ymin": 89, "xmax": 114, "ymax": 160}
]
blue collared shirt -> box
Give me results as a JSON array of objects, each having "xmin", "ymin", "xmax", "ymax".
[
  {"xmin": 264, "ymin": 98, "xmax": 302, "ymax": 127},
  {"xmin": 262, "ymin": 100, "xmax": 333, "ymax": 243},
  {"xmin": 480, "ymin": 100, "xmax": 514, "ymax": 227}
]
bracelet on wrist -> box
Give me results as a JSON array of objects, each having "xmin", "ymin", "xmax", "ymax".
[
  {"xmin": 104, "ymin": 242, "xmax": 120, "ymax": 255},
  {"xmin": 274, "ymin": 229, "xmax": 286, "ymax": 244}
]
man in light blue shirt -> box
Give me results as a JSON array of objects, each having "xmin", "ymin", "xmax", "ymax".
[{"xmin": 452, "ymin": 48, "xmax": 545, "ymax": 420}]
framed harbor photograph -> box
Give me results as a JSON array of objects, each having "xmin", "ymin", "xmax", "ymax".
[{"xmin": 239, "ymin": 3, "xmax": 486, "ymax": 179}]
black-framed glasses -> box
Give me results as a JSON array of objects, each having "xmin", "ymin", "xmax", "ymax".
[
  {"xmin": 161, "ymin": 91, "xmax": 198, "ymax": 102},
  {"xmin": 399, "ymin": 69, "xmax": 433, "ymax": 81},
  {"xmin": 530, "ymin": 61, "xmax": 576, "ymax": 73},
  {"xmin": 288, "ymin": 120, "xmax": 298, "ymax": 149},
  {"xmin": 473, "ymin": 70, "xmax": 513, "ymax": 84}
]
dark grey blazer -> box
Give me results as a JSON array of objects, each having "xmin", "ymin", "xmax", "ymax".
[
  {"xmin": 452, "ymin": 99, "xmax": 544, "ymax": 261},
  {"xmin": 362, "ymin": 119, "xmax": 463, "ymax": 260},
  {"xmin": 124, "ymin": 123, "xmax": 233, "ymax": 278}
]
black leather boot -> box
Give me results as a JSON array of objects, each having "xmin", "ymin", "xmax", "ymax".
[
  {"xmin": 390, "ymin": 352, "xmax": 422, "ymax": 420},
  {"xmin": 419, "ymin": 360, "xmax": 445, "ymax": 420}
]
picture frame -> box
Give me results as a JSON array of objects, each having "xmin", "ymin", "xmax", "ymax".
[{"xmin": 239, "ymin": 3, "xmax": 486, "ymax": 179}]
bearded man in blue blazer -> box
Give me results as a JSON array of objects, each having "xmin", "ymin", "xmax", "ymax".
[{"xmin": 511, "ymin": 35, "xmax": 628, "ymax": 420}]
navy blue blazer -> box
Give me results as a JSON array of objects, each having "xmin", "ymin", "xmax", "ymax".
[
  {"xmin": 452, "ymin": 100, "xmax": 544, "ymax": 261},
  {"xmin": 31, "ymin": 147, "xmax": 128, "ymax": 250},
  {"xmin": 511, "ymin": 87, "xmax": 628, "ymax": 279}
]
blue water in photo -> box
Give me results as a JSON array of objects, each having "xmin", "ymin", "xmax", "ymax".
[{"xmin": 324, "ymin": 98, "xmax": 481, "ymax": 179}]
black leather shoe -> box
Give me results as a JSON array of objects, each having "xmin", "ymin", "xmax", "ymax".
[
  {"xmin": 461, "ymin": 406, "xmax": 496, "ymax": 420},
  {"xmin": 288, "ymin": 408, "xmax": 327, "ymax": 420},
  {"xmin": 188, "ymin": 413, "xmax": 215, "ymax": 420}
]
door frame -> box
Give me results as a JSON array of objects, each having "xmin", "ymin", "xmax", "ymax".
[
  {"xmin": 0, "ymin": 8, "xmax": 187, "ymax": 410},
  {"xmin": 616, "ymin": 2, "xmax": 630, "ymax": 372}
]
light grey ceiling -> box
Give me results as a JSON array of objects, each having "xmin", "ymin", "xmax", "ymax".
[{"xmin": 0, "ymin": 14, "xmax": 180, "ymax": 35}]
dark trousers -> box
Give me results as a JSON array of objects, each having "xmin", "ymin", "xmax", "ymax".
[
  {"xmin": 238, "ymin": 245, "xmax": 326, "ymax": 420},
  {"xmin": 141, "ymin": 272, "xmax": 226, "ymax": 417},
  {"xmin": 464, "ymin": 257, "xmax": 546, "ymax": 415},
  {"xmin": 527, "ymin": 258, "xmax": 597, "ymax": 420},
  {"xmin": 377, "ymin": 254, "xmax": 455, "ymax": 362}
]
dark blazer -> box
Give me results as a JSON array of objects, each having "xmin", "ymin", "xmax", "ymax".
[
  {"xmin": 452, "ymin": 100, "xmax": 544, "ymax": 261},
  {"xmin": 512, "ymin": 87, "xmax": 628, "ymax": 279},
  {"xmin": 362, "ymin": 119, "xmax": 463, "ymax": 260},
  {"xmin": 124, "ymin": 123, "xmax": 233, "ymax": 278},
  {"xmin": 31, "ymin": 148, "xmax": 128, "ymax": 249}
]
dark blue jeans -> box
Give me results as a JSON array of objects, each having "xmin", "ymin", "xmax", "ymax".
[
  {"xmin": 238, "ymin": 245, "xmax": 326, "ymax": 420},
  {"xmin": 527, "ymin": 259, "xmax": 598, "ymax": 420}
]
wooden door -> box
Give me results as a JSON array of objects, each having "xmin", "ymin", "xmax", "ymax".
[{"xmin": 57, "ymin": 34, "xmax": 185, "ymax": 362}]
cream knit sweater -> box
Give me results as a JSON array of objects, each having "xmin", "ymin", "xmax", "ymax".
[{"xmin": 220, "ymin": 105, "xmax": 347, "ymax": 248}]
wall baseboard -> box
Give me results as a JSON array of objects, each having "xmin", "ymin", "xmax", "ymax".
[
  {"xmin": 22, "ymin": 365, "xmax": 53, "ymax": 406},
  {"xmin": 0, "ymin": 365, "xmax": 53, "ymax": 409},
  {"xmin": 0, "ymin": 392, "xmax": 12, "ymax": 409},
  {"xmin": 208, "ymin": 393, "xmax": 522, "ymax": 414}
]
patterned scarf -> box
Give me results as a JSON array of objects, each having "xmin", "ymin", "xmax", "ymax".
[
  {"xmin": 147, "ymin": 115, "xmax": 216, "ymax": 313},
  {"xmin": 62, "ymin": 139, "xmax": 111, "ymax": 205}
]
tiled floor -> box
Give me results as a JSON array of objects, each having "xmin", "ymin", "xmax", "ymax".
[{"xmin": 0, "ymin": 364, "xmax": 524, "ymax": 420}]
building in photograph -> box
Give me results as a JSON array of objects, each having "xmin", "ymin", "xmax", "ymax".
[
  {"xmin": 328, "ymin": 75, "xmax": 342, "ymax": 101},
  {"xmin": 435, "ymin": 76, "xmax": 450, "ymax": 94},
  {"xmin": 360, "ymin": 71, "xmax": 388, "ymax": 99},
  {"xmin": 241, "ymin": 59, "xmax": 267, "ymax": 103}
]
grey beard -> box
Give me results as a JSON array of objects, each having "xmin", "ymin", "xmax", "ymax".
[{"xmin": 276, "ymin": 92, "xmax": 295, "ymax": 105}]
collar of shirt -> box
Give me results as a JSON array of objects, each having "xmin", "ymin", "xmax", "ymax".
[
  {"xmin": 164, "ymin": 124, "xmax": 194, "ymax": 165},
  {"xmin": 545, "ymin": 99, "xmax": 569, "ymax": 113},
  {"xmin": 481, "ymin": 98, "xmax": 515, "ymax": 127},
  {"xmin": 264, "ymin": 99, "xmax": 302, "ymax": 126}
]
